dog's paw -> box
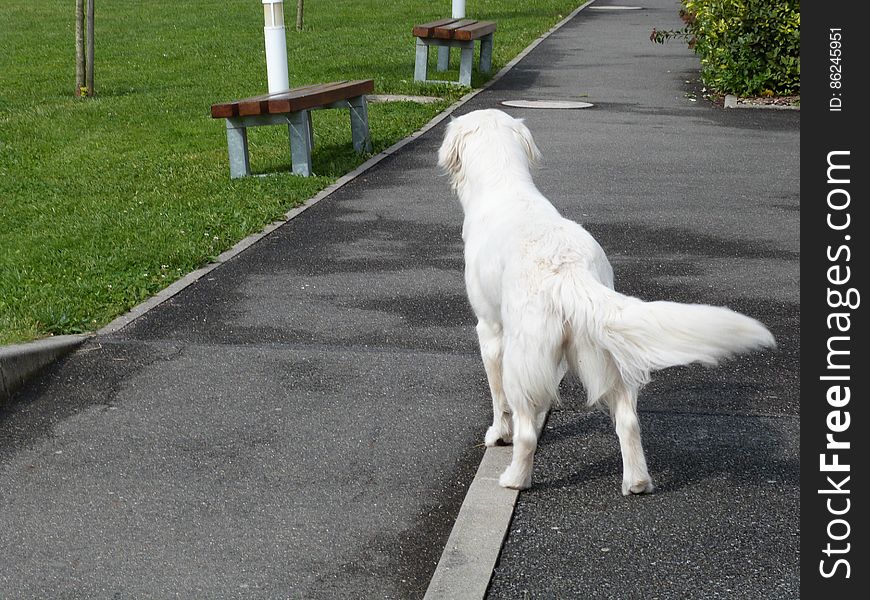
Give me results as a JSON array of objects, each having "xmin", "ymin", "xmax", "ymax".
[
  {"xmin": 499, "ymin": 466, "xmax": 531, "ymax": 490},
  {"xmin": 485, "ymin": 425, "xmax": 512, "ymax": 447},
  {"xmin": 622, "ymin": 479, "xmax": 655, "ymax": 496}
]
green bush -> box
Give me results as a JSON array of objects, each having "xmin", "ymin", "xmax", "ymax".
[{"xmin": 654, "ymin": 0, "xmax": 800, "ymax": 96}]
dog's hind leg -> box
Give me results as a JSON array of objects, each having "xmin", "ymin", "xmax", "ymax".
[
  {"xmin": 499, "ymin": 408, "xmax": 538, "ymax": 490},
  {"xmin": 497, "ymin": 334, "xmax": 561, "ymax": 490},
  {"xmin": 477, "ymin": 320, "xmax": 513, "ymax": 446},
  {"xmin": 606, "ymin": 385, "xmax": 654, "ymax": 495}
]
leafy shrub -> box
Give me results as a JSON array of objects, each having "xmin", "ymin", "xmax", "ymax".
[{"xmin": 652, "ymin": 0, "xmax": 800, "ymax": 96}]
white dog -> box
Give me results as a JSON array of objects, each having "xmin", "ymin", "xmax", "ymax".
[{"xmin": 438, "ymin": 109, "xmax": 775, "ymax": 493}]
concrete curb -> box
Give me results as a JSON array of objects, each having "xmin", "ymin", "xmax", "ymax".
[
  {"xmin": 724, "ymin": 93, "xmax": 800, "ymax": 110},
  {"xmin": 424, "ymin": 447, "xmax": 518, "ymax": 600},
  {"xmin": 0, "ymin": 334, "xmax": 92, "ymax": 402}
]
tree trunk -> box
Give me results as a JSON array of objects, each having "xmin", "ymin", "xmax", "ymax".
[
  {"xmin": 75, "ymin": 0, "xmax": 85, "ymax": 96},
  {"xmin": 296, "ymin": 0, "xmax": 304, "ymax": 31},
  {"xmin": 86, "ymin": 0, "xmax": 95, "ymax": 96}
]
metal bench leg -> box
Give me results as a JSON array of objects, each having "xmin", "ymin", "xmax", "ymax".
[
  {"xmin": 437, "ymin": 46, "xmax": 450, "ymax": 72},
  {"xmin": 479, "ymin": 33, "xmax": 494, "ymax": 74},
  {"xmin": 226, "ymin": 118, "xmax": 251, "ymax": 179},
  {"xmin": 288, "ymin": 110, "xmax": 313, "ymax": 176},
  {"xmin": 348, "ymin": 96, "xmax": 372, "ymax": 154},
  {"xmin": 414, "ymin": 38, "xmax": 429, "ymax": 82},
  {"xmin": 459, "ymin": 44, "xmax": 474, "ymax": 86}
]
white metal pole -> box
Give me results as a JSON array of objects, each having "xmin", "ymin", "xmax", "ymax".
[
  {"xmin": 262, "ymin": 0, "xmax": 290, "ymax": 93},
  {"xmin": 438, "ymin": 0, "xmax": 467, "ymax": 71}
]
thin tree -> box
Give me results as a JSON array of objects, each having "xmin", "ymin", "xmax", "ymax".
[
  {"xmin": 75, "ymin": 0, "xmax": 95, "ymax": 97},
  {"xmin": 75, "ymin": 0, "xmax": 85, "ymax": 96},
  {"xmin": 86, "ymin": 0, "xmax": 95, "ymax": 96},
  {"xmin": 296, "ymin": 0, "xmax": 304, "ymax": 31}
]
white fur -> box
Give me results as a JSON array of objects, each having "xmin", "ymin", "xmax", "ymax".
[{"xmin": 438, "ymin": 109, "xmax": 776, "ymax": 493}]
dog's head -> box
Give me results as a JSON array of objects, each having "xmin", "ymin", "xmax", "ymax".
[{"xmin": 437, "ymin": 109, "xmax": 542, "ymax": 193}]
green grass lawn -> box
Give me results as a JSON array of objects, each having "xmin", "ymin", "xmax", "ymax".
[{"xmin": 0, "ymin": 0, "xmax": 587, "ymax": 345}]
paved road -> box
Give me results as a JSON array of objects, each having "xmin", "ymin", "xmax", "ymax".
[{"xmin": 1, "ymin": 0, "xmax": 799, "ymax": 598}]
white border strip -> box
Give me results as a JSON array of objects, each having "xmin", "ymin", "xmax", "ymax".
[
  {"xmin": 0, "ymin": 334, "xmax": 90, "ymax": 401},
  {"xmin": 423, "ymin": 447, "xmax": 518, "ymax": 600}
]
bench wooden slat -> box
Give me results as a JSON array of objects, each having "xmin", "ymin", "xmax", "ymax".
[
  {"xmin": 453, "ymin": 20, "xmax": 497, "ymax": 41},
  {"xmin": 211, "ymin": 82, "xmax": 338, "ymax": 117},
  {"xmin": 412, "ymin": 18, "xmax": 459, "ymax": 38},
  {"xmin": 269, "ymin": 80, "xmax": 373, "ymax": 113},
  {"xmin": 432, "ymin": 19, "xmax": 479, "ymax": 40},
  {"xmin": 210, "ymin": 80, "xmax": 374, "ymax": 118},
  {"xmin": 211, "ymin": 102, "xmax": 241, "ymax": 119},
  {"xmin": 236, "ymin": 82, "xmax": 333, "ymax": 117},
  {"xmin": 412, "ymin": 18, "xmax": 497, "ymax": 42}
]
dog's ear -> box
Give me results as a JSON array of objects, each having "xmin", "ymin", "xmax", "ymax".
[
  {"xmin": 437, "ymin": 120, "xmax": 465, "ymax": 176},
  {"xmin": 512, "ymin": 118, "xmax": 543, "ymax": 167}
]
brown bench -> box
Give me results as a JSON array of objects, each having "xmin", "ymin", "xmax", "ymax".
[
  {"xmin": 413, "ymin": 19, "xmax": 496, "ymax": 86},
  {"xmin": 210, "ymin": 79, "xmax": 374, "ymax": 178}
]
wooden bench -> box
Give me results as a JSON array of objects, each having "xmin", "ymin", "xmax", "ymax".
[
  {"xmin": 413, "ymin": 19, "xmax": 496, "ymax": 87},
  {"xmin": 210, "ymin": 79, "xmax": 374, "ymax": 178}
]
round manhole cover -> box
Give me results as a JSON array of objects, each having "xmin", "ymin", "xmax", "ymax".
[{"xmin": 500, "ymin": 100, "xmax": 594, "ymax": 109}]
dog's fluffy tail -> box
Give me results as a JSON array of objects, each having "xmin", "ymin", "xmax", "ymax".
[{"xmin": 561, "ymin": 277, "xmax": 776, "ymax": 400}]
